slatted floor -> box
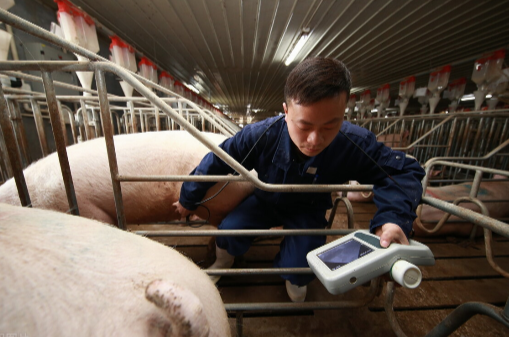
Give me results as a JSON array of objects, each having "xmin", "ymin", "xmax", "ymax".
[{"xmin": 128, "ymin": 201, "xmax": 509, "ymax": 336}]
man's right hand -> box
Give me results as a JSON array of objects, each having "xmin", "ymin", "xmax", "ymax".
[{"xmin": 173, "ymin": 201, "xmax": 192, "ymax": 219}]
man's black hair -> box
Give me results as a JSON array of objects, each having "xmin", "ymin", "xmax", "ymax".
[{"xmin": 284, "ymin": 57, "xmax": 351, "ymax": 105}]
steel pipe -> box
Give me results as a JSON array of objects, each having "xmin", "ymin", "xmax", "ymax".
[{"xmin": 40, "ymin": 71, "xmax": 79, "ymax": 215}]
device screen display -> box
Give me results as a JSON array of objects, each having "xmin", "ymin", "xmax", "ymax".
[{"xmin": 317, "ymin": 239, "xmax": 374, "ymax": 271}]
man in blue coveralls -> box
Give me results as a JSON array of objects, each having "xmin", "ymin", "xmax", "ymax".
[{"xmin": 174, "ymin": 57, "xmax": 425, "ymax": 302}]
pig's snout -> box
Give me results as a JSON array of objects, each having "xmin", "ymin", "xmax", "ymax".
[{"xmin": 145, "ymin": 279, "xmax": 210, "ymax": 337}]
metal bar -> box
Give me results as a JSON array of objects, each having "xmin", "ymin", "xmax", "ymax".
[
  {"xmin": 326, "ymin": 196, "xmax": 355, "ymax": 229},
  {"xmin": 422, "ymin": 159, "xmax": 509, "ymax": 188},
  {"xmin": 384, "ymin": 282, "xmax": 408, "ymax": 337},
  {"xmin": 7, "ymin": 99, "xmax": 30, "ymax": 167},
  {"xmin": 0, "ymin": 126, "xmax": 13, "ymax": 179},
  {"xmin": 224, "ymin": 278, "xmax": 380, "ymax": 312},
  {"xmin": 95, "ymin": 69, "xmax": 126, "ymax": 230},
  {"xmin": 40, "ymin": 71, "xmax": 79, "ymax": 215},
  {"xmin": 128, "ymin": 101, "xmax": 137, "ymax": 133},
  {"xmin": 135, "ymin": 229, "xmax": 354, "ymax": 237},
  {"xmin": 206, "ymin": 268, "xmax": 312, "ymax": 276},
  {"xmin": 483, "ymin": 228, "xmax": 509, "ymax": 278},
  {"xmin": 468, "ymin": 170, "xmax": 484, "ymax": 239},
  {"xmin": 421, "ymin": 196, "xmax": 509, "ymax": 238},
  {"xmin": 30, "ymin": 98, "xmax": 49, "ymax": 156},
  {"xmin": 394, "ymin": 116, "xmax": 454, "ymax": 152},
  {"xmin": 236, "ymin": 312, "xmax": 243, "ymax": 337},
  {"xmin": 56, "ymin": 101, "xmax": 69, "ymax": 146},
  {"xmin": 118, "ymin": 173, "xmax": 374, "ymax": 192},
  {"xmin": 425, "ymin": 298, "xmax": 509, "ymax": 337},
  {"xmin": 79, "ymin": 99, "xmax": 92, "ymax": 140},
  {"xmin": 2, "ymin": 70, "xmax": 99, "ymax": 96},
  {"xmin": 0, "ymin": 82, "xmax": 30, "ymax": 206}
]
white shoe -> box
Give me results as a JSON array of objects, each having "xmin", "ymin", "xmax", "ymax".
[
  {"xmin": 285, "ymin": 280, "xmax": 307, "ymax": 302},
  {"xmin": 207, "ymin": 245, "xmax": 234, "ymax": 284}
]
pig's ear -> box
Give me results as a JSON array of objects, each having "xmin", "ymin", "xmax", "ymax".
[{"xmin": 145, "ymin": 279, "xmax": 210, "ymax": 337}]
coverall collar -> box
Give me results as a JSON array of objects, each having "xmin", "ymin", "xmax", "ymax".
[{"xmin": 272, "ymin": 121, "xmax": 324, "ymax": 175}]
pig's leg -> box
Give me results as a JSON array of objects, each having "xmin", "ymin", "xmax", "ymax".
[
  {"xmin": 145, "ymin": 279, "xmax": 210, "ymax": 337},
  {"xmin": 78, "ymin": 201, "xmax": 116, "ymax": 225},
  {"xmin": 345, "ymin": 180, "xmax": 373, "ymax": 202}
]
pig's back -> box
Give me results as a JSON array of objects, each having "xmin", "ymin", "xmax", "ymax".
[
  {"xmin": 0, "ymin": 131, "xmax": 228, "ymax": 223},
  {"xmin": 0, "ymin": 203, "xmax": 230, "ymax": 336}
]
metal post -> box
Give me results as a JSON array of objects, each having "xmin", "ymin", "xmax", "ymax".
[
  {"xmin": 140, "ymin": 110, "xmax": 145, "ymax": 132},
  {"xmin": 65, "ymin": 106, "xmax": 78, "ymax": 144},
  {"xmin": 41, "ymin": 71, "xmax": 79, "ymax": 215},
  {"xmin": 0, "ymin": 126, "xmax": 13, "ymax": 179},
  {"xmin": 154, "ymin": 105, "xmax": 160, "ymax": 131},
  {"xmin": 7, "ymin": 99, "xmax": 30, "ymax": 167},
  {"xmin": 114, "ymin": 112, "xmax": 121, "ymax": 134},
  {"xmin": 384, "ymin": 282, "xmax": 408, "ymax": 337},
  {"xmin": 79, "ymin": 99, "xmax": 92, "ymax": 140},
  {"xmin": 56, "ymin": 100, "xmax": 69, "ymax": 146},
  {"xmin": 128, "ymin": 101, "xmax": 137, "ymax": 133},
  {"xmin": 95, "ymin": 69, "xmax": 126, "ymax": 230},
  {"xmin": 236, "ymin": 311, "xmax": 243, "ymax": 337},
  {"xmin": 425, "ymin": 298, "xmax": 509, "ymax": 337},
  {"xmin": 93, "ymin": 108, "xmax": 103, "ymax": 137},
  {"xmin": 0, "ymin": 82, "xmax": 31, "ymax": 206},
  {"xmin": 30, "ymin": 98, "xmax": 49, "ymax": 156}
]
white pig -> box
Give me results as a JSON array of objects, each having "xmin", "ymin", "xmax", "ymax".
[
  {"xmin": 0, "ymin": 131, "xmax": 255, "ymax": 226},
  {"xmin": 340, "ymin": 176, "xmax": 509, "ymax": 236},
  {"xmin": 0, "ymin": 203, "xmax": 231, "ymax": 337},
  {"xmin": 414, "ymin": 175, "xmax": 509, "ymax": 236}
]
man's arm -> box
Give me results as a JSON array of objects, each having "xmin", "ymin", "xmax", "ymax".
[
  {"xmin": 343, "ymin": 129, "xmax": 425, "ymax": 243},
  {"xmin": 176, "ymin": 123, "xmax": 269, "ymax": 215}
]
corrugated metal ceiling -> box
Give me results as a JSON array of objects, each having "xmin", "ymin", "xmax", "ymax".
[{"xmin": 46, "ymin": 0, "xmax": 509, "ymax": 121}]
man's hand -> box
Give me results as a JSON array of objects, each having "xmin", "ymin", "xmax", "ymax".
[
  {"xmin": 172, "ymin": 201, "xmax": 192, "ymax": 219},
  {"xmin": 375, "ymin": 223, "xmax": 410, "ymax": 248}
]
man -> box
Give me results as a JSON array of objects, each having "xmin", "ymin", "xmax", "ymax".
[{"xmin": 174, "ymin": 57, "xmax": 425, "ymax": 302}]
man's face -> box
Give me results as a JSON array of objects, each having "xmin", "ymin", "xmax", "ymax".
[{"xmin": 283, "ymin": 93, "xmax": 346, "ymax": 157}]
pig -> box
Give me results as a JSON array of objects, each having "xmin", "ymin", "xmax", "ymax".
[
  {"xmin": 376, "ymin": 130, "xmax": 410, "ymax": 149},
  {"xmin": 414, "ymin": 175, "xmax": 509, "ymax": 236},
  {"xmin": 0, "ymin": 131, "xmax": 255, "ymax": 226},
  {"xmin": 339, "ymin": 175, "xmax": 509, "ymax": 237},
  {"xmin": 0, "ymin": 203, "xmax": 231, "ymax": 336}
]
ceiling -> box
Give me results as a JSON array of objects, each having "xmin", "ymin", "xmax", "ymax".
[{"xmin": 43, "ymin": 0, "xmax": 509, "ymax": 122}]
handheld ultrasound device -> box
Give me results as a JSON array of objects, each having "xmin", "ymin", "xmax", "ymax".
[{"xmin": 307, "ymin": 230, "xmax": 435, "ymax": 294}]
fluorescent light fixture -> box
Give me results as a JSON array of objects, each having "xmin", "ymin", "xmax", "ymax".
[
  {"xmin": 460, "ymin": 94, "xmax": 475, "ymax": 101},
  {"xmin": 486, "ymin": 94, "xmax": 493, "ymax": 99},
  {"xmin": 184, "ymin": 82, "xmax": 199, "ymax": 94},
  {"xmin": 372, "ymin": 108, "xmax": 378, "ymax": 112},
  {"xmin": 285, "ymin": 29, "xmax": 311, "ymax": 66}
]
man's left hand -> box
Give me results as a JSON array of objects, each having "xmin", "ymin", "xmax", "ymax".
[{"xmin": 375, "ymin": 223, "xmax": 410, "ymax": 248}]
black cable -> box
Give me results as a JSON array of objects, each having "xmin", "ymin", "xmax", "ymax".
[
  {"xmin": 195, "ymin": 115, "xmax": 285, "ymax": 205},
  {"xmin": 339, "ymin": 130, "xmax": 413, "ymax": 200}
]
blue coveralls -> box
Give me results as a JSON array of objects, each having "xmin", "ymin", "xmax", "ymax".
[{"xmin": 179, "ymin": 116, "xmax": 426, "ymax": 286}]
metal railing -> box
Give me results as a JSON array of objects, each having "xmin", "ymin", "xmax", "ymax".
[{"xmin": 352, "ymin": 111, "xmax": 509, "ymax": 175}]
